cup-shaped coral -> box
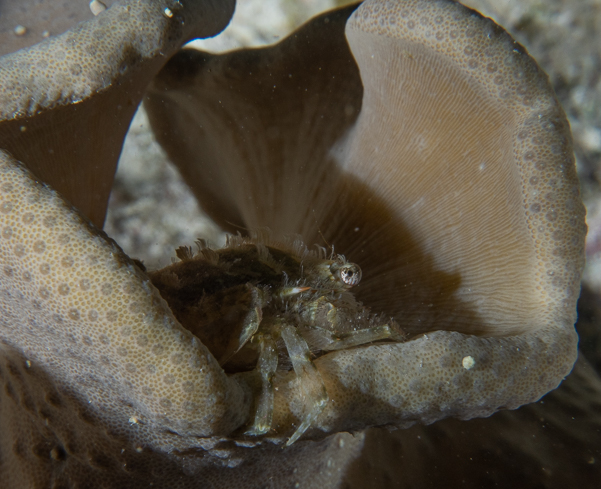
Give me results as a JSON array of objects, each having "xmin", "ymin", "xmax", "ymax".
[
  {"xmin": 0, "ymin": 0, "xmax": 594, "ymax": 487},
  {"xmin": 145, "ymin": 0, "xmax": 587, "ymax": 435}
]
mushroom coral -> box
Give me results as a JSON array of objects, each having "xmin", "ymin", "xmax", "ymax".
[
  {"xmin": 145, "ymin": 0, "xmax": 587, "ymax": 433},
  {"xmin": 0, "ymin": 0, "xmax": 597, "ymax": 487}
]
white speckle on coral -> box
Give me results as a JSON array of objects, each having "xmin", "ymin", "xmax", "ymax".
[
  {"xmin": 463, "ymin": 356, "xmax": 476, "ymax": 370},
  {"xmin": 89, "ymin": 0, "xmax": 107, "ymax": 16}
]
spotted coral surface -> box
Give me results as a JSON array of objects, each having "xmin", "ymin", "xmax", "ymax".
[{"xmin": 0, "ymin": 0, "xmax": 596, "ymax": 487}]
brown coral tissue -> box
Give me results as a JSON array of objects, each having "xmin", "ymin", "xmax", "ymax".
[{"xmin": 0, "ymin": 0, "xmax": 599, "ymax": 488}]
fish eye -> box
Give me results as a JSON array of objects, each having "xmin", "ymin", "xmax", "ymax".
[{"xmin": 331, "ymin": 263, "xmax": 362, "ymax": 288}]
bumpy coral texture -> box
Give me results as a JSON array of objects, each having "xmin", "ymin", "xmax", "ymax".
[
  {"xmin": 0, "ymin": 0, "xmax": 234, "ymax": 228},
  {"xmin": 0, "ymin": 152, "xmax": 252, "ymax": 485},
  {"xmin": 284, "ymin": 0, "xmax": 585, "ymax": 433},
  {"xmin": 0, "ymin": 0, "xmax": 231, "ymax": 118},
  {"xmin": 0, "ymin": 0, "xmax": 589, "ymax": 487},
  {"xmin": 145, "ymin": 0, "xmax": 585, "ymax": 439}
]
